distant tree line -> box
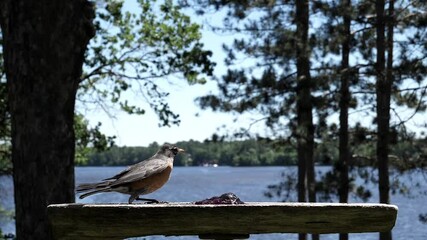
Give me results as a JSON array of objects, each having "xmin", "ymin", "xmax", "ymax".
[
  {"xmin": 83, "ymin": 135, "xmax": 427, "ymax": 168},
  {"xmin": 84, "ymin": 140, "xmax": 296, "ymax": 166}
]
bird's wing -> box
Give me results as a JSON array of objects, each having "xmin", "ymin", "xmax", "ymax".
[
  {"xmin": 103, "ymin": 166, "xmax": 132, "ymax": 181},
  {"xmin": 109, "ymin": 157, "xmax": 169, "ymax": 187}
]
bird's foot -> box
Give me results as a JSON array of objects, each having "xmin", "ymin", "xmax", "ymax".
[
  {"xmin": 135, "ymin": 197, "xmax": 167, "ymax": 204},
  {"xmin": 145, "ymin": 200, "xmax": 169, "ymax": 204}
]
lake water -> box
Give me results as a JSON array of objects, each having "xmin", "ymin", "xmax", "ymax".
[{"xmin": 1, "ymin": 166, "xmax": 426, "ymax": 239}]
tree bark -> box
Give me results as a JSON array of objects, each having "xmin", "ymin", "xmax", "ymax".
[
  {"xmin": 0, "ymin": 1, "xmax": 94, "ymax": 239},
  {"xmin": 295, "ymin": 1, "xmax": 315, "ymax": 239},
  {"xmin": 339, "ymin": 1, "xmax": 352, "ymax": 240},
  {"xmin": 375, "ymin": 0, "xmax": 392, "ymax": 239}
]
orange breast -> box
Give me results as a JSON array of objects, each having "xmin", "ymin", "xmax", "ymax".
[{"xmin": 129, "ymin": 165, "xmax": 173, "ymax": 194}]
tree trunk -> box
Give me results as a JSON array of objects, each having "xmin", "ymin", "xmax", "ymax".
[
  {"xmin": 339, "ymin": 1, "xmax": 352, "ymax": 240},
  {"xmin": 0, "ymin": 1, "xmax": 94, "ymax": 239},
  {"xmin": 375, "ymin": 0, "xmax": 392, "ymax": 239},
  {"xmin": 381, "ymin": 0, "xmax": 394, "ymax": 239},
  {"xmin": 295, "ymin": 1, "xmax": 315, "ymax": 239}
]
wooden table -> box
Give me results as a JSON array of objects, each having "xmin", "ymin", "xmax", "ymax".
[{"xmin": 48, "ymin": 202, "xmax": 398, "ymax": 239}]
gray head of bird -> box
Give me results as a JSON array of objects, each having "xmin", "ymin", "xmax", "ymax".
[{"xmin": 160, "ymin": 144, "xmax": 185, "ymax": 158}]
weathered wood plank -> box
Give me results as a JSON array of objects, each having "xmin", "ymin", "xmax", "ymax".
[{"xmin": 47, "ymin": 202, "xmax": 398, "ymax": 240}]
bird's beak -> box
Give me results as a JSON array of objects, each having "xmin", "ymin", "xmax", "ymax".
[{"xmin": 177, "ymin": 148, "xmax": 185, "ymax": 153}]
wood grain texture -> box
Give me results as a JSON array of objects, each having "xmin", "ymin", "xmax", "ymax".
[{"xmin": 48, "ymin": 202, "xmax": 398, "ymax": 240}]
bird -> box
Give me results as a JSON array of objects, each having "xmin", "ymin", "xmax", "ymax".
[{"xmin": 76, "ymin": 144, "xmax": 184, "ymax": 204}]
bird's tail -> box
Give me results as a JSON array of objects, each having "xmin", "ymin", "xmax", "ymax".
[{"xmin": 76, "ymin": 182, "xmax": 111, "ymax": 199}]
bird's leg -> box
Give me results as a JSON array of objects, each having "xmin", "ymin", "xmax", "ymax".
[{"xmin": 128, "ymin": 194, "xmax": 137, "ymax": 204}]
